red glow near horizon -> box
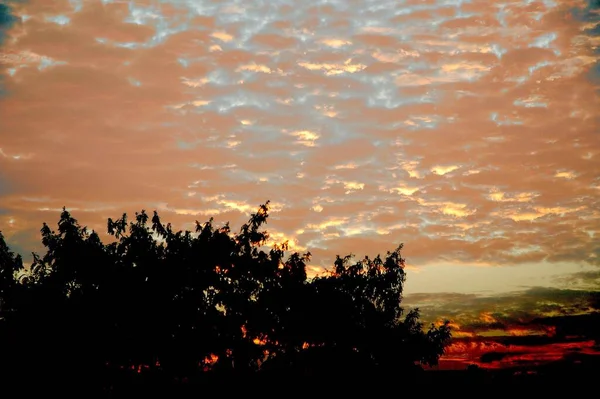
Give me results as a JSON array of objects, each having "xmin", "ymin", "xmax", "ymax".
[{"xmin": 436, "ymin": 339, "xmax": 600, "ymax": 370}]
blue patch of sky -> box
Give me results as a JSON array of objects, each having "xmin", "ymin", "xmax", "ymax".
[
  {"xmin": 236, "ymin": 70, "xmax": 270, "ymax": 85},
  {"xmin": 363, "ymin": 0, "xmax": 401, "ymax": 13},
  {"xmin": 421, "ymin": 89, "xmax": 443, "ymax": 103},
  {"xmin": 317, "ymin": 121, "xmax": 364, "ymax": 145},
  {"xmin": 494, "ymin": 4, "xmax": 508, "ymax": 27},
  {"xmin": 510, "ymin": 76, "xmax": 528, "ymax": 85},
  {"xmin": 177, "ymin": 56, "xmax": 209, "ymax": 69},
  {"xmin": 439, "ymin": 0, "xmax": 472, "ymax": 6},
  {"xmin": 69, "ymin": 0, "xmax": 83, "ymax": 12},
  {"xmin": 356, "ymin": 73, "xmax": 440, "ymax": 108},
  {"xmin": 265, "ymin": 79, "xmax": 288, "ymax": 89},
  {"xmin": 178, "ymin": 0, "xmax": 219, "ymax": 17},
  {"xmin": 178, "ymin": 58, "xmax": 190, "ymax": 68},
  {"xmin": 115, "ymin": 42, "xmax": 139, "ymax": 49},
  {"xmin": 417, "ymin": 216, "xmax": 440, "ymax": 230},
  {"xmin": 528, "ymin": 61, "xmax": 551, "ymax": 75},
  {"xmin": 529, "ymin": 32, "xmax": 557, "ymax": 49},
  {"xmin": 365, "ymin": 86, "xmax": 402, "ymax": 109},
  {"xmin": 367, "ymin": 89, "xmax": 435, "ymax": 109},
  {"xmin": 347, "ymin": 2, "xmax": 445, "ymax": 39},
  {"xmin": 236, "ymin": 21, "xmax": 274, "ymax": 48},
  {"xmin": 38, "ymin": 57, "xmax": 66, "ymax": 71},
  {"xmin": 513, "ymin": 99, "xmax": 547, "ymax": 108},
  {"xmin": 490, "ymin": 112, "xmax": 523, "ymax": 126},
  {"xmin": 372, "ymin": 0, "xmax": 428, "ymax": 16},
  {"xmin": 150, "ymin": 21, "xmax": 190, "ymax": 47},
  {"xmin": 127, "ymin": 77, "xmax": 141, "ymax": 87},
  {"xmin": 126, "ymin": 1, "xmax": 161, "ymax": 25},
  {"xmin": 176, "ymin": 139, "xmax": 200, "ymax": 150},
  {"xmin": 205, "ymin": 69, "xmax": 236, "ymax": 86},
  {"xmin": 491, "ymin": 44, "xmax": 507, "ymax": 59},
  {"xmin": 507, "ymin": 245, "xmax": 542, "ymax": 256},
  {"xmin": 45, "ymin": 15, "xmax": 70, "ymax": 25},
  {"xmin": 291, "ymin": 90, "xmax": 318, "ymax": 107},
  {"xmin": 489, "ymin": 230, "xmax": 507, "ymax": 239},
  {"xmin": 407, "ymin": 61, "xmax": 431, "ymax": 73},
  {"xmin": 206, "ymin": 91, "xmax": 274, "ymax": 114},
  {"xmin": 107, "ymin": 1, "xmax": 192, "ymax": 49},
  {"xmin": 436, "ymin": 14, "xmax": 478, "ymax": 31}
]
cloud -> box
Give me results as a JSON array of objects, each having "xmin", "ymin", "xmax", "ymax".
[
  {"xmin": 0, "ymin": 0, "xmax": 598, "ymax": 303},
  {"xmin": 441, "ymin": 333, "xmax": 600, "ymax": 370},
  {"xmin": 405, "ymin": 285, "xmax": 600, "ymax": 369},
  {"xmin": 552, "ymin": 270, "xmax": 600, "ymax": 290},
  {"xmin": 404, "ymin": 286, "xmax": 600, "ymax": 341}
]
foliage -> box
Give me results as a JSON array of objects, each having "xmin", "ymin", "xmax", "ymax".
[
  {"xmin": 0, "ymin": 230, "xmax": 23, "ymax": 317},
  {"xmin": 0, "ymin": 202, "xmax": 451, "ymax": 390}
]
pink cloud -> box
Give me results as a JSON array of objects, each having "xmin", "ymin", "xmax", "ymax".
[{"xmin": 0, "ymin": 0, "xmax": 598, "ymax": 292}]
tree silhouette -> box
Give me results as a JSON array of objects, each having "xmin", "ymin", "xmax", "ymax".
[
  {"xmin": 0, "ymin": 230, "xmax": 23, "ymax": 318},
  {"xmin": 0, "ymin": 202, "xmax": 451, "ymax": 394}
]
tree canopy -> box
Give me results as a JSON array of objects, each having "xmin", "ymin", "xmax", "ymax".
[{"xmin": 0, "ymin": 202, "xmax": 451, "ymax": 393}]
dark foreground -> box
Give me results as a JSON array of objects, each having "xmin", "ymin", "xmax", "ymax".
[{"xmin": 6, "ymin": 360, "xmax": 597, "ymax": 398}]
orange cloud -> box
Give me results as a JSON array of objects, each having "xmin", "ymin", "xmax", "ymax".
[
  {"xmin": 439, "ymin": 338, "xmax": 600, "ymax": 370},
  {"xmin": 0, "ymin": 0, "xmax": 598, "ymax": 300}
]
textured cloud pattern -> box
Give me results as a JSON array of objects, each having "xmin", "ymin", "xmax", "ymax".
[{"xmin": 0, "ymin": 1, "xmax": 599, "ymax": 292}]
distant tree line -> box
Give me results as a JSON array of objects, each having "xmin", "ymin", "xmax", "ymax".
[{"xmin": 0, "ymin": 202, "xmax": 451, "ymax": 393}]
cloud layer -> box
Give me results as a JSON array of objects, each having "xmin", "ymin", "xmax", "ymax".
[
  {"xmin": 0, "ymin": 0, "xmax": 599, "ymax": 305},
  {"xmin": 403, "ymin": 285, "xmax": 600, "ymax": 369}
]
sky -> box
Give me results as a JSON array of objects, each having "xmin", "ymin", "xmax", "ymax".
[{"xmin": 1, "ymin": 0, "xmax": 599, "ymax": 370}]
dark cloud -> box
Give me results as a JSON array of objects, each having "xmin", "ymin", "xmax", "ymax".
[
  {"xmin": 533, "ymin": 313, "xmax": 600, "ymax": 341},
  {"xmin": 0, "ymin": 0, "xmax": 19, "ymax": 96},
  {"xmin": 480, "ymin": 351, "xmax": 512, "ymax": 364},
  {"xmin": 441, "ymin": 314, "xmax": 600, "ymax": 370},
  {"xmin": 0, "ymin": 1, "xmax": 18, "ymax": 44},
  {"xmin": 404, "ymin": 287, "xmax": 600, "ymax": 337},
  {"xmin": 552, "ymin": 271, "xmax": 600, "ymax": 289}
]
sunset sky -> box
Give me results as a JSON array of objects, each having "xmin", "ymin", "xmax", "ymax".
[{"xmin": 1, "ymin": 0, "xmax": 599, "ymax": 369}]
